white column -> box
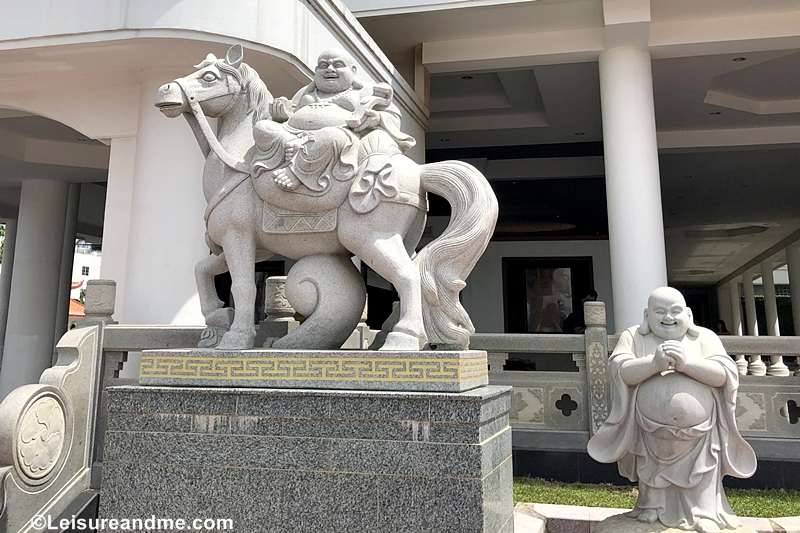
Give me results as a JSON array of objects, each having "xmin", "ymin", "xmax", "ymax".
[
  {"xmin": 760, "ymin": 259, "xmax": 780, "ymax": 336},
  {"xmin": 599, "ymin": 47, "xmax": 668, "ymax": 332},
  {"xmin": 0, "ymin": 179, "xmax": 69, "ymax": 400},
  {"xmin": 786, "ymin": 243, "xmax": 800, "ymax": 336},
  {"xmin": 742, "ymin": 270, "xmax": 759, "ymax": 336},
  {"xmin": 99, "ymin": 136, "xmax": 137, "ymax": 316},
  {"xmin": 728, "ymin": 280, "xmax": 743, "ymax": 336},
  {"xmin": 761, "ymin": 259, "xmax": 789, "ymax": 376},
  {"xmin": 52, "ymin": 183, "xmax": 81, "ymax": 363},
  {"xmin": 742, "ymin": 270, "xmax": 766, "ymax": 376},
  {"xmin": 716, "ymin": 284, "xmax": 732, "ymax": 332},
  {"xmin": 0, "ymin": 219, "xmax": 18, "ymax": 366},
  {"xmin": 101, "ymin": 72, "xmax": 208, "ymax": 378}
]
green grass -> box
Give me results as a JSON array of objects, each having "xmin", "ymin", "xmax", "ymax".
[{"xmin": 514, "ymin": 477, "xmax": 800, "ymax": 518}]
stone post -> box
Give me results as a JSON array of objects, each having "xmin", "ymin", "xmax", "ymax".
[
  {"xmin": 487, "ymin": 352, "xmax": 509, "ymax": 376},
  {"xmin": 82, "ymin": 279, "xmax": 122, "ymax": 486},
  {"xmin": 83, "ymin": 279, "xmax": 118, "ymax": 326},
  {"xmin": 264, "ymin": 276, "xmax": 295, "ymax": 322},
  {"xmin": 255, "ymin": 276, "xmax": 298, "ymax": 348},
  {"xmin": 584, "ymin": 301, "xmax": 610, "ymax": 435}
]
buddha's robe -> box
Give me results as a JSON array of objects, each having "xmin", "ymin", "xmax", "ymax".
[{"xmin": 251, "ymin": 82, "xmax": 415, "ymax": 214}]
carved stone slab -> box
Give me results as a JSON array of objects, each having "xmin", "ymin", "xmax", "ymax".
[
  {"xmin": 0, "ymin": 327, "xmax": 103, "ymax": 529},
  {"xmin": 139, "ymin": 349, "xmax": 488, "ymax": 392}
]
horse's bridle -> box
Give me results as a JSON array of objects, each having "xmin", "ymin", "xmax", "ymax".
[
  {"xmin": 172, "ymin": 74, "xmax": 254, "ymax": 224},
  {"xmin": 173, "ymin": 76, "xmax": 251, "ymax": 175}
]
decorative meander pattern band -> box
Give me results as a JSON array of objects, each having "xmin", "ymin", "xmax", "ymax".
[{"xmin": 140, "ymin": 352, "xmax": 488, "ymax": 384}]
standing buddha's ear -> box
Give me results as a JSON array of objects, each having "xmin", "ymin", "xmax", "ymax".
[
  {"xmin": 226, "ymin": 44, "xmax": 244, "ymax": 69},
  {"xmin": 638, "ymin": 309, "xmax": 651, "ymax": 335},
  {"xmin": 686, "ymin": 307, "xmax": 701, "ymax": 338}
]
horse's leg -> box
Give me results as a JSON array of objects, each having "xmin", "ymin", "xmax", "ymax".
[
  {"xmin": 341, "ymin": 228, "xmax": 425, "ymax": 351},
  {"xmin": 217, "ymin": 231, "xmax": 257, "ymax": 350},
  {"xmin": 195, "ymin": 252, "xmax": 234, "ymax": 348}
]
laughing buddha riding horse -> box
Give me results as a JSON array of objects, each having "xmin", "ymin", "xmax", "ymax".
[{"xmin": 154, "ymin": 45, "xmax": 497, "ymax": 351}]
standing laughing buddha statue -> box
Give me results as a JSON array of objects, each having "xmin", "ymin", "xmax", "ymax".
[{"xmin": 588, "ymin": 287, "xmax": 756, "ymax": 533}]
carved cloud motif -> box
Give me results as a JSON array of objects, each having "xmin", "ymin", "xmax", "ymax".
[{"xmin": 17, "ymin": 396, "xmax": 66, "ymax": 479}]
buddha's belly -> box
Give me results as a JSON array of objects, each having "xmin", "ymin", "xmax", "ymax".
[
  {"xmin": 637, "ymin": 372, "xmax": 714, "ymax": 427},
  {"xmin": 287, "ymin": 104, "xmax": 352, "ymax": 130}
]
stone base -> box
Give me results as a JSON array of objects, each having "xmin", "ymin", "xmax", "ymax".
[
  {"xmin": 99, "ymin": 385, "xmax": 514, "ymax": 533},
  {"xmin": 139, "ymin": 348, "xmax": 488, "ymax": 392},
  {"xmin": 594, "ymin": 514, "xmax": 756, "ymax": 533}
]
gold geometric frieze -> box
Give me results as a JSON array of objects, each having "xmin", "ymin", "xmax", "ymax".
[{"xmin": 140, "ymin": 351, "xmax": 488, "ymax": 385}]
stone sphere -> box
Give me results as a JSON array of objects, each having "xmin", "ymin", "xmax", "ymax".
[{"xmin": 637, "ymin": 371, "xmax": 714, "ymax": 427}]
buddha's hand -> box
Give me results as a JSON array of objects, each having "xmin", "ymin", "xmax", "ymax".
[
  {"xmin": 351, "ymin": 110, "xmax": 380, "ymax": 133},
  {"xmin": 654, "ymin": 343, "xmax": 676, "ymax": 371},
  {"xmin": 661, "ymin": 340, "xmax": 686, "ymax": 371},
  {"xmin": 270, "ymin": 97, "xmax": 294, "ymax": 122}
]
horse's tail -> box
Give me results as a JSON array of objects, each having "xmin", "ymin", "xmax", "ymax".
[{"xmin": 416, "ymin": 161, "xmax": 498, "ymax": 349}]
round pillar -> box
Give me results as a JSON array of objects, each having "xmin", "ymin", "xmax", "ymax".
[
  {"xmin": 53, "ymin": 183, "xmax": 81, "ymax": 363},
  {"xmin": 761, "ymin": 259, "xmax": 788, "ymax": 376},
  {"xmin": 0, "ymin": 219, "xmax": 18, "ymax": 366},
  {"xmin": 101, "ymin": 72, "xmax": 208, "ymax": 378},
  {"xmin": 599, "ymin": 47, "xmax": 668, "ymax": 331},
  {"xmin": 728, "ymin": 280, "xmax": 743, "ymax": 336},
  {"xmin": 0, "ymin": 179, "xmax": 69, "ymax": 400},
  {"xmin": 742, "ymin": 270, "xmax": 758, "ymax": 336},
  {"xmin": 119, "ymin": 73, "xmax": 207, "ymax": 325},
  {"xmin": 760, "ymin": 259, "xmax": 780, "ymax": 336}
]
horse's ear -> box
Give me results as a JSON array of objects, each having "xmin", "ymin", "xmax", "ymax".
[
  {"xmin": 226, "ymin": 45, "xmax": 243, "ymax": 69},
  {"xmin": 194, "ymin": 53, "xmax": 217, "ymax": 69}
]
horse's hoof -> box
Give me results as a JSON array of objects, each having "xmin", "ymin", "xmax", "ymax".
[
  {"xmin": 197, "ymin": 327, "xmax": 225, "ymax": 348},
  {"xmin": 217, "ymin": 330, "xmax": 256, "ymax": 350},
  {"xmin": 379, "ymin": 331, "xmax": 424, "ymax": 351}
]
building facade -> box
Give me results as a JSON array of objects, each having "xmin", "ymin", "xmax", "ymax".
[{"xmin": 1, "ymin": 0, "xmax": 800, "ymax": 397}]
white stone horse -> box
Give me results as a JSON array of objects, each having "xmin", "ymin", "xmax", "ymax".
[{"xmin": 155, "ymin": 45, "xmax": 497, "ymax": 351}]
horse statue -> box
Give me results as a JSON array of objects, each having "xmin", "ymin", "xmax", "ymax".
[{"xmin": 154, "ymin": 44, "xmax": 498, "ymax": 351}]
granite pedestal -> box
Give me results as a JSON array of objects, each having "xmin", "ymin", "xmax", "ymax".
[{"xmin": 99, "ymin": 385, "xmax": 514, "ymax": 533}]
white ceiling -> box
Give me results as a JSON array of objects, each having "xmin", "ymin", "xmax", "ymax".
[
  {"xmin": 1, "ymin": 1, "xmax": 799, "ymax": 288},
  {"xmin": 354, "ymin": 0, "xmax": 800, "ymax": 287}
]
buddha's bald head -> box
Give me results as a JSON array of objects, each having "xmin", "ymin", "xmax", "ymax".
[
  {"xmin": 314, "ymin": 49, "xmax": 358, "ymax": 94},
  {"xmin": 644, "ymin": 287, "xmax": 692, "ymax": 341}
]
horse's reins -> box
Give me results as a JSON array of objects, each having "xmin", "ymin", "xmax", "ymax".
[{"xmin": 173, "ymin": 77, "xmax": 252, "ymax": 223}]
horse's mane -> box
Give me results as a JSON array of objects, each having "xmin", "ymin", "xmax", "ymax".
[{"xmin": 215, "ymin": 60, "xmax": 273, "ymax": 123}]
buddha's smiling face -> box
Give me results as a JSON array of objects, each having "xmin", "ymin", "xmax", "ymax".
[
  {"xmin": 314, "ymin": 49, "xmax": 356, "ymax": 94},
  {"xmin": 646, "ymin": 288, "xmax": 691, "ymax": 341}
]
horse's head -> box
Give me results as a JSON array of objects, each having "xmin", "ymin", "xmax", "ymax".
[{"xmin": 155, "ymin": 45, "xmax": 272, "ymax": 123}]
